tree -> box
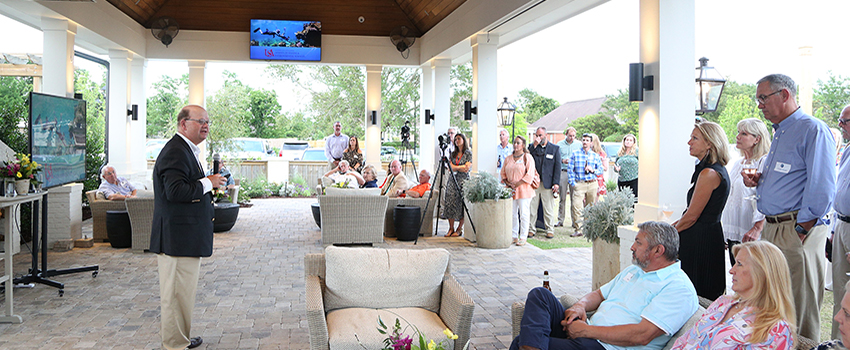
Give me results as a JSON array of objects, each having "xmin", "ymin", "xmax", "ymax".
[
  {"xmin": 74, "ymin": 69, "xmax": 107, "ymax": 196},
  {"xmin": 146, "ymin": 74, "xmax": 188, "ymax": 138},
  {"xmin": 596, "ymin": 89, "xmax": 639, "ymax": 138},
  {"xmin": 516, "ymin": 88, "xmax": 559, "ymax": 124},
  {"xmin": 0, "ymin": 76, "xmax": 31, "ymax": 153},
  {"xmin": 381, "ymin": 67, "xmax": 420, "ymax": 141},
  {"xmin": 701, "ymin": 81, "xmax": 756, "ymax": 124},
  {"xmin": 568, "ymin": 114, "xmax": 622, "ymax": 142},
  {"xmin": 449, "ymin": 62, "xmax": 472, "ymax": 135},
  {"xmin": 716, "ymin": 94, "xmax": 765, "ymax": 143},
  {"xmin": 205, "ymin": 71, "xmax": 251, "ymax": 156},
  {"xmin": 246, "ymin": 88, "xmax": 282, "ymax": 139},
  {"xmin": 277, "ymin": 111, "xmax": 313, "ymax": 140},
  {"xmin": 813, "ymin": 72, "xmax": 850, "ymax": 129}
]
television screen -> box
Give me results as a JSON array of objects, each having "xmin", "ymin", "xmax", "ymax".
[
  {"xmin": 250, "ymin": 19, "xmax": 321, "ymax": 61},
  {"xmin": 28, "ymin": 92, "xmax": 87, "ymax": 189}
]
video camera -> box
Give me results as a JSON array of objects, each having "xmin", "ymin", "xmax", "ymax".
[
  {"xmin": 401, "ymin": 121, "xmax": 411, "ymax": 141},
  {"xmin": 438, "ymin": 133, "xmax": 450, "ymax": 150}
]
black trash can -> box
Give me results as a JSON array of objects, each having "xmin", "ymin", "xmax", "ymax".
[
  {"xmin": 105, "ymin": 210, "xmax": 132, "ymax": 248},
  {"xmin": 394, "ymin": 205, "xmax": 421, "ymax": 242},
  {"xmin": 214, "ymin": 203, "xmax": 240, "ymax": 233}
]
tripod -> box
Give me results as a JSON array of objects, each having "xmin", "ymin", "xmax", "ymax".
[
  {"xmin": 398, "ymin": 137, "xmax": 417, "ymax": 178},
  {"xmin": 415, "ymin": 147, "xmax": 475, "ymax": 244}
]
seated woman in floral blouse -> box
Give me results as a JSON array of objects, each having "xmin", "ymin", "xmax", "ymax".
[
  {"xmin": 811, "ymin": 279, "xmax": 850, "ymax": 349},
  {"xmin": 670, "ymin": 241, "xmax": 795, "ymax": 350}
]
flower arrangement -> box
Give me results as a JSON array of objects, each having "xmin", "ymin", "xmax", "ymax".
[
  {"xmin": 369, "ymin": 316, "xmax": 467, "ymax": 350},
  {"xmin": 212, "ymin": 187, "xmax": 231, "ymax": 203},
  {"xmin": 3, "ymin": 153, "xmax": 42, "ymax": 184},
  {"xmin": 330, "ymin": 179, "xmax": 352, "ymax": 189}
]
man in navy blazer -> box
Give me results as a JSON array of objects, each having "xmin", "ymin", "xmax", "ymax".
[
  {"xmin": 528, "ymin": 127, "xmax": 561, "ymax": 239},
  {"xmin": 151, "ymin": 105, "xmax": 227, "ymax": 350}
]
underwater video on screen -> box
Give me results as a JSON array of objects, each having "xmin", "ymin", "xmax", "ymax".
[{"xmin": 250, "ymin": 19, "xmax": 321, "ymax": 61}]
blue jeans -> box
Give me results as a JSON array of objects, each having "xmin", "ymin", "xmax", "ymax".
[{"xmin": 509, "ymin": 287, "xmax": 606, "ymax": 350}]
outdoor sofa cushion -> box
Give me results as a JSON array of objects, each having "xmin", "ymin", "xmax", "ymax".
[{"xmin": 324, "ymin": 187, "xmax": 381, "ymax": 196}]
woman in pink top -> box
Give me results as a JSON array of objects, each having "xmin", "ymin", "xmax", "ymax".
[
  {"xmin": 501, "ymin": 136, "xmax": 536, "ymax": 246},
  {"xmin": 669, "ymin": 241, "xmax": 796, "ymax": 349}
]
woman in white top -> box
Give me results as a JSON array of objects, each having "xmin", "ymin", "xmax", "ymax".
[{"xmin": 721, "ymin": 118, "xmax": 772, "ymax": 266}]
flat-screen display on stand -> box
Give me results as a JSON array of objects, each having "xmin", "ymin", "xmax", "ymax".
[
  {"xmin": 250, "ymin": 19, "xmax": 321, "ymax": 61},
  {"xmin": 28, "ymin": 92, "xmax": 87, "ymax": 189}
]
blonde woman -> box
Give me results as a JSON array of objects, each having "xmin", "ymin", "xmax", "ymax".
[
  {"xmin": 614, "ymin": 134, "xmax": 638, "ymax": 197},
  {"xmin": 670, "ymin": 241, "xmax": 796, "ymax": 349},
  {"xmin": 360, "ymin": 164, "xmax": 378, "ymax": 188},
  {"xmin": 589, "ymin": 133, "xmax": 608, "ymax": 196},
  {"xmin": 721, "ymin": 118, "xmax": 771, "ymax": 266},
  {"xmin": 673, "ymin": 121, "xmax": 730, "ymax": 300}
]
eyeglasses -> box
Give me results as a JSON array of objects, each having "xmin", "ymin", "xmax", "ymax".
[
  {"xmin": 186, "ymin": 118, "xmax": 211, "ymax": 126},
  {"xmin": 839, "ymin": 118, "xmax": 850, "ymax": 125},
  {"xmin": 755, "ymin": 90, "xmax": 782, "ymax": 105}
]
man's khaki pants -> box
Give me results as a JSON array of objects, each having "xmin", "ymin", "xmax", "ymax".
[
  {"xmin": 570, "ymin": 180, "xmax": 598, "ymax": 231},
  {"xmin": 158, "ymin": 254, "xmax": 201, "ymax": 350},
  {"xmin": 762, "ymin": 216, "xmax": 827, "ymax": 341},
  {"xmin": 529, "ymin": 187, "xmax": 556, "ymax": 235},
  {"xmin": 833, "ymin": 219, "xmax": 850, "ymax": 339},
  {"xmin": 558, "ymin": 170, "xmax": 572, "ymax": 225}
]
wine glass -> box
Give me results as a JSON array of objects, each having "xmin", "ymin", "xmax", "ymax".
[
  {"xmin": 742, "ymin": 159, "xmax": 759, "ymax": 201},
  {"xmin": 658, "ymin": 203, "xmax": 674, "ymax": 222}
]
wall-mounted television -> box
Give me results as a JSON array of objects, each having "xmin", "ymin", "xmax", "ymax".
[
  {"xmin": 28, "ymin": 92, "xmax": 87, "ymax": 189},
  {"xmin": 250, "ymin": 19, "xmax": 321, "ymax": 61}
]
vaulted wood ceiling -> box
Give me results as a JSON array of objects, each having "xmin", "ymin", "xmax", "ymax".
[{"xmin": 105, "ymin": 0, "xmax": 467, "ymax": 37}]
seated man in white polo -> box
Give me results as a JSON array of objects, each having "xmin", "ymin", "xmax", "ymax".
[{"xmin": 98, "ymin": 165, "xmax": 137, "ymax": 201}]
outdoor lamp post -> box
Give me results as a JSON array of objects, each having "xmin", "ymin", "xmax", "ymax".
[
  {"xmin": 497, "ymin": 97, "xmax": 517, "ymax": 138},
  {"xmin": 695, "ymin": 57, "xmax": 727, "ymax": 115}
]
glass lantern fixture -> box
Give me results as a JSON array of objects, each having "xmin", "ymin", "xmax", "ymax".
[
  {"xmin": 497, "ymin": 97, "xmax": 517, "ymax": 136},
  {"xmin": 695, "ymin": 57, "xmax": 727, "ymax": 115}
]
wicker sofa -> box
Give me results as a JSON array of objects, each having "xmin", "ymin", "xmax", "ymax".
[
  {"xmin": 384, "ymin": 189, "xmax": 438, "ymax": 237},
  {"xmin": 317, "ymin": 188, "xmax": 387, "ymax": 245},
  {"xmin": 124, "ymin": 196, "xmax": 154, "ymax": 252},
  {"xmin": 86, "ymin": 190, "xmax": 128, "ymax": 242},
  {"xmin": 305, "ymin": 246, "xmax": 474, "ymax": 350}
]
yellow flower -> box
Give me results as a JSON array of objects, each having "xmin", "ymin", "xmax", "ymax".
[
  {"xmin": 443, "ymin": 329, "xmax": 458, "ymax": 340},
  {"xmin": 427, "ymin": 339, "xmax": 436, "ymax": 350},
  {"xmin": 16, "ymin": 172, "xmax": 22, "ymax": 178}
]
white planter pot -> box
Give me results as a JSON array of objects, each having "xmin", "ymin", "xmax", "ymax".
[
  {"xmin": 468, "ymin": 199, "xmax": 512, "ymax": 249},
  {"xmin": 15, "ymin": 180, "xmax": 29, "ymax": 195},
  {"xmin": 592, "ymin": 238, "xmax": 620, "ymax": 290}
]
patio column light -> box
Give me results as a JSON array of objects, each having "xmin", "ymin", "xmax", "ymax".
[
  {"xmin": 695, "ymin": 57, "xmax": 726, "ymax": 115},
  {"xmin": 497, "ymin": 97, "xmax": 517, "ymax": 138}
]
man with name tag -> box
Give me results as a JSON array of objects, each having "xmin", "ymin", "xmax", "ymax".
[
  {"xmin": 742, "ymin": 73, "xmax": 836, "ymax": 340},
  {"xmin": 528, "ymin": 127, "xmax": 561, "ymax": 239},
  {"xmin": 831, "ymin": 105, "xmax": 850, "ymax": 339},
  {"xmin": 510, "ymin": 221, "xmax": 698, "ymax": 350}
]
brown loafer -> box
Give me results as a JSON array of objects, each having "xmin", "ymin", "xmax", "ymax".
[
  {"xmin": 527, "ymin": 232, "xmax": 535, "ymax": 238},
  {"xmin": 188, "ymin": 336, "xmax": 203, "ymax": 349},
  {"xmin": 546, "ymin": 233, "xmax": 554, "ymax": 239}
]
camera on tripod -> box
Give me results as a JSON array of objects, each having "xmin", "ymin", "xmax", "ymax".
[
  {"xmin": 401, "ymin": 121, "xmax": 411, "ymax": 142},
  {"xmin": 438, "ymin": 133, "xmax": 450, "ymax": 150}
]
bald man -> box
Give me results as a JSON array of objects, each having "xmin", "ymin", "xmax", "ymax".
[{"xmin": 380, "ymin": 159, "xmax": 409, "ymax": 197}]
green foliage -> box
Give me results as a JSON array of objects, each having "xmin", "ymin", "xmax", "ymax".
[
  {"xmin": 462, "ymin": 172, "xmax": 512, "ymax": 203},
  {"xmin": 580, "ymin": 188, "xmax": 635, "ymax": 244},
  {"xmin": 449, "ymin": 62, "xmax": 472, "ymax": 135},
  {"xmin": 0, "ymin": 76, "xmax": 31, "ymax": 153},
  {"xmin": 239, "ymin": 175, "xmax": 278, "ymax": 198},
  {"xmin": 716, "ymin": 94, "xmax": 765, "ymax": 143},
  {"xmin": 606, "ymin": 179, "xmax": 617, "ymax": 193},
  {"xmin": 277, "ymin": 111, "xmax": 313, "ymax": 140},
  {"xmin": 280, "ymin": 173, "xmax": 314, "ymax": 197},
  {"xmin": 700, "ymin": 81, "xmax": 757, "ymax": 123},
  {"xmin": 246, "ymin": 88, "xmax": 283, "ymax": 138},
  {"xmin": 568, "ymin": 114, "xmax": 622, "ymax": 141},
  {"xmin": 381, "ymin": 67, "xmax": 421, "ymax": 141},
  {"xmin": 516, "ymin": 88, "xmax": 559, "ymax": 124},
  {"xmin": 146, "ymin": 74, "xmax": 188, "ymax": 138},
  {"xmin": 74, "ymin": 69, "xmax": 107, "ymax": 198},
  {"xmin": 205, "ymin": 71, "xmax": 251, "ymax": 154},
  {"xmin": 814, "ymin": 72, "xmax": 850, "ymax": 129}
]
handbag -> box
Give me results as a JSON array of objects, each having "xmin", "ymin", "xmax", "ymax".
[{"xmin": 528, "ymin": 154, "xmax": 540, "ymax": 189}]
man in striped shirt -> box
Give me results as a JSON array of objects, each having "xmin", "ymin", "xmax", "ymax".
[{"xmin": 568, "ymin": 134, "xmax": 603, "ymax": 236}]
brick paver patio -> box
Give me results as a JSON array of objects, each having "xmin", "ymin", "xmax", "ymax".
[{"xmin": 0, "ymin": 198, "xmax": 593, "ymax": 349}]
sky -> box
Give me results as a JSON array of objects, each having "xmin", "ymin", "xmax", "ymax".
[{"xmin": 3, "ymin": 0, "xmax": 850, "ymax": 112}]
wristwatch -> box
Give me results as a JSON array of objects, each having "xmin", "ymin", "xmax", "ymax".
[{"xmin": 795, "ymin": 224, "xmax": 809, "ymax": 236}]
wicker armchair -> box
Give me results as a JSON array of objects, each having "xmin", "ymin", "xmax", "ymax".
[
  {"xmin": 86, "ymin": 190, "xmax": 128, "ymax": 242},
  {"xmin": 305, "ymin": 247, "xmax": 474, "ymax": 350},
  {"xmin": 384, "ymin": 189, "xmax": 438, "ymax": 237},
  {"xmin": 317, "ymin": 193, "xmax": 387, "ymax": 245},
  {"xmin": 125, "ymin": 195, "xmax": 155, "ymax": 252},
  {"xmin": 511, "ymin": 293, "xmax": 704, "ymax": 350}
]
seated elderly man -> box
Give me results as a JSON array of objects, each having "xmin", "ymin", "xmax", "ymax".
[
  {"xmin": 323, "ymin": 160, "xmax": 364, "ymax": 188},
  {"xmin": 98, "ymin": 165, "xmax": 137, "ymax": 201},
  {"xmin": 380, "ymin": 159, "xmax": 409, "ymax": 197},
  {"xmin": 511, "ymin": 221, "xmax": 698, "ymax": 350},
  {"xmin": 400, "ymin": 169, "xmax": 431, "ymax": 198}
]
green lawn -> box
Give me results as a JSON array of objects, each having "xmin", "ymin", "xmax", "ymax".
[
  {"xmin": 526, "ymin": 225, "xmax": 592, "ymax": 249},
  {"xmin": 821, "ymin": 290, "xmax": 834, "ymax": 342}
]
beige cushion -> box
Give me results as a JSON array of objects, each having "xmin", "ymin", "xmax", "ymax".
[
  {"xmin": 327, "ymin": 307, "xmax": 452, "ymax": 350},
  {"xmin": 325, "ymin": 187, "xmax": 381, "ymax": 196},
  {"xmin": 95, "ymin": 191, "xmax": 106, "ymax": 200},
  {"xmin": 323, "ymin": 246, "xmax": 449, "ymax": 313}
]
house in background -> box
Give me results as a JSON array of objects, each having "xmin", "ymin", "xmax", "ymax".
[{"xmin": 529, "ymin": 96, "xmax": 606, "ymax": 144}]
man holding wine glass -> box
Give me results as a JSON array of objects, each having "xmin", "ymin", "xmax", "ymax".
[{"xmin": 741, "ymin": 73, "xmax": 836, "ymax": 340}]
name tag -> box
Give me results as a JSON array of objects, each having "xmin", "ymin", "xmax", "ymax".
[
  {"xmin": 546, "ymin": 154, "xmax": 554, "ymax": 159},
  {"xmin": 516, "ymin": 159, "xmax": 524, "ymax": 165},
  {"xmin": 774, "ymin": 162, "xmax": 791, "ymax": 174},
  {"xmin": 622, "ymin": 271, "xmax": 634, "ymax": 282}
]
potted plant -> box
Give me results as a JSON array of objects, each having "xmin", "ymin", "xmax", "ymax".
[
  {"xmin": 580, "ymin": 187, "xmax": 635, "ymax": 289},
  {"xmin": 461, "ymin": 172, "xmax": 512, "ymax": 248},
  {"xmin": 3, "ymin": 153, "xmax": 42, "ymax": 195}
]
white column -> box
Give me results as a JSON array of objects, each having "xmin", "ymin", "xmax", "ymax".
[
  {"xmin": 107, "ymin": 49, "xmax": 133, "ymax": 173},
  {"xmin": 621, "ymin": 0, "xmax": 696, "ymax": 271},
  {"xmin": 471, "ymin": 33, "xmax": 499, "ymax": 175},
  {"xmin": 364, "ymin": 65, "xmax": 383, "ymax": 170},
  {"xmin": 419, "ymin": 63, "xmax": 435, "ymax": 172},
  {"xmin": 187, "ymin": 60, "xmax": 207, "ymax": 165},
  {"xmin": 41, "ymin": 18, "xmax": 76, "ymax": 97},
  {"xmin": 130, "ymin": 58, "xmax": 147, "ymax": 179},
  {"xmin": 432, "ymin": 59, "xmax": 451, "ymax": 166}
]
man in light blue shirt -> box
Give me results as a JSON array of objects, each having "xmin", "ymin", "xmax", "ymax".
[
  {"xmin": 556, "ymin": 127, "xmax": 581, "ymax": 227},
  {"xmin": 497, "ymin": 128, "xmax": 513, "ymax": 173},
  {"xmin": 742, "ymin": 73, "xmax": 836, "ymax": 340},
  {"xmin": 324, "ymin": 121, "xmax": 349, "ymax": 171},
  {"xmin": 832, "ymin": 104, "xmax": 850, "ymax": 339},
  {"xmin": 510, "ymin": 221, "xmax": 697, "ymax": 350},
  {"xmin": 98, "ymin": 165, "xmax": 137, "ymax": 200}
]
